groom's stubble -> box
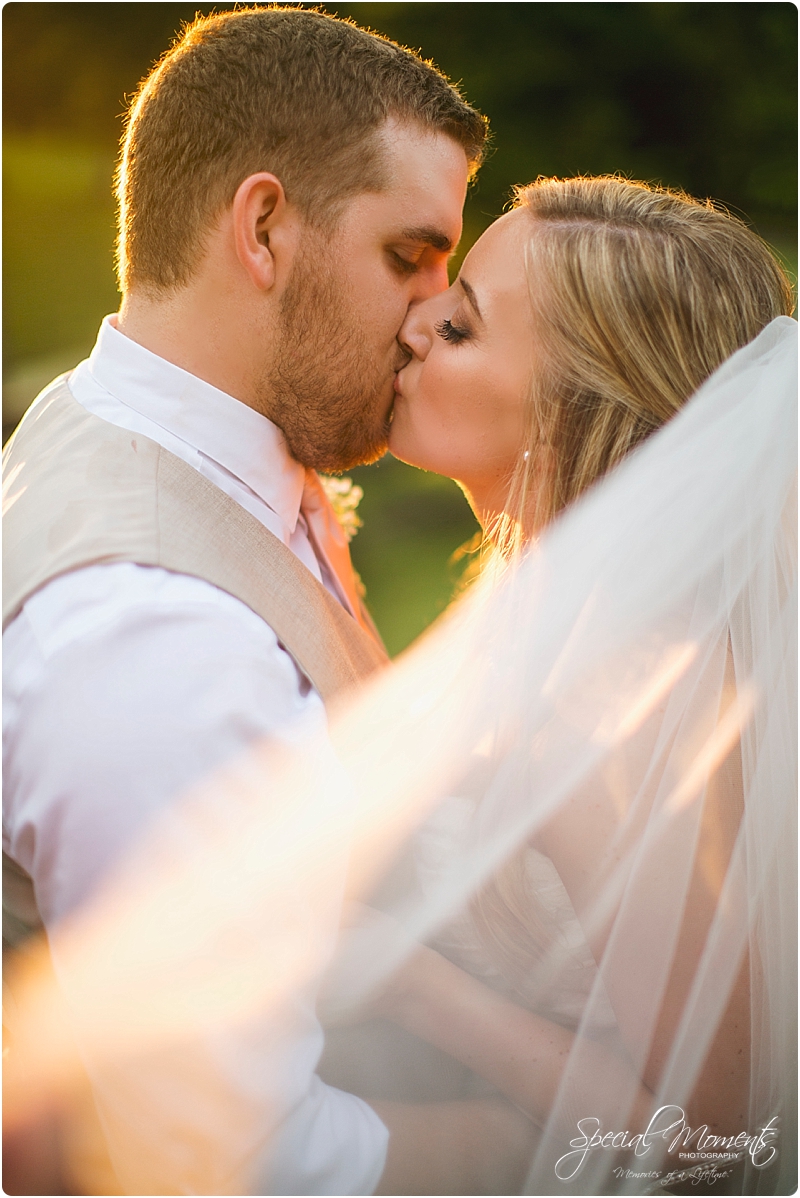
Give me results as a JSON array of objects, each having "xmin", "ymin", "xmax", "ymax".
[{"xmin": 267, "ymin": 232, "xmax": 403, "ymax": 473}]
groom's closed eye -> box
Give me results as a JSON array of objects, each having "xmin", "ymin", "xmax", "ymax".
[
  {"xmin": 388, "ymin": 226, "xmax": 455, "ymax": 274},
  {"xmin": 390, "ymin": 251, "xmax": 425, "ymax": 276}
]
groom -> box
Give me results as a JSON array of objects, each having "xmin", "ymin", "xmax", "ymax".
[{"xmin": 3, "ymin": 8, "xmax": 532, "ymax": 1196}]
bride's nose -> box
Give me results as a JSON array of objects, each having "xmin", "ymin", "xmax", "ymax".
[{"xmin": 398, "ymin": 297, "xmax": 437, "ymax": 362}]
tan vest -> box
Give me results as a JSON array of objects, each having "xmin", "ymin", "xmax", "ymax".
[
  {"xmin": 3, "ymin": 379, "xmax": 388, "ymax": 943},
  {"xmin": 3, "ymin": 379, "xmax": 387, "ymax": 695}
]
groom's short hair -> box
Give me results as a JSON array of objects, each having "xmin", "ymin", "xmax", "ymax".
[{"xmin": 116, "ymin": 7, "xmax": 487, "ymax": 292}]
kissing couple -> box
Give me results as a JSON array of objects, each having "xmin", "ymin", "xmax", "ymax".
[{"xmin": 3, "ymin": 8, "xmax": 796, "ymax": 1197}]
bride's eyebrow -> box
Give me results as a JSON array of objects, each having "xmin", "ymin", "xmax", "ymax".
[{"xmin": 457, "ymin": 276, "xmax": 483, "ymax": 321}]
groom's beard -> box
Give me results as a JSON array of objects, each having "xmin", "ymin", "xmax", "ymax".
[{"xmin": 267, "ymin": 243, "xmax": 397, "ymax": 472}]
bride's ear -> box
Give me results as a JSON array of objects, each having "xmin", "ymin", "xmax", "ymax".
[{"xmin": 232, "ymin": 172, "xmax": 297, "ymax": 292}]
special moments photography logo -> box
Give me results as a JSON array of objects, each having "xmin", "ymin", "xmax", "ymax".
[{"xmin": 554, "ymin": 1105, "xmax": 780, "ymax": 1184}]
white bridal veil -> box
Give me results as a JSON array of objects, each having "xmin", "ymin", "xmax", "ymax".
[{"xmin": 4, "ymin": 317, "xmax": 796, "ymax": 1196}]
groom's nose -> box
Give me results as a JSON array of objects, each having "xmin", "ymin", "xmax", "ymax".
[
  {"xmin": 410, "ymin": 257, "xmax": 451, "ymax": 305},
  {"xmin": 398, "ymin": 299, "xmax": 434, "ymax": 361}
]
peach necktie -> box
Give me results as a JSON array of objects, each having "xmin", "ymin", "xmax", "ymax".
[{"xmin": 300, "ymin": 469, "xmax": 381, "ymax": 645}]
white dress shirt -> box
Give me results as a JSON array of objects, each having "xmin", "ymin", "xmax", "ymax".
[{"xmin": 2, "ymin": 316, "xmax": 389, "ymax": 1195}]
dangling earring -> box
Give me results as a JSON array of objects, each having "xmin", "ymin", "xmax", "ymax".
[{"xmin": 522, "ymin": 450, "xmax": 530, "ymax": 462}]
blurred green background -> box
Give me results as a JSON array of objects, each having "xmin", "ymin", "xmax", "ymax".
[{"xmin": 3, "ymin": 2, "xmax": 797, "ymax": 654}]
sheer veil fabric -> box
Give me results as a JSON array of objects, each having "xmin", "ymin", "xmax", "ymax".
[
  {"xmin": 318, "ymin": 316, "xmax": 796, "ymax": 1194},
  {"xmin": 6, "ymin": 318, "xmax": 796, "ymax": 1195}
]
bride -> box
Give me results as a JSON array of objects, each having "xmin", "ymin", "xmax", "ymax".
[
  {"xmin": 6, "ymin": 177, "xmax": 795, "ymax": 1197},
  {"xmin": 317, "ymin": 176, "xmax": 796, "ymax": 1195}
]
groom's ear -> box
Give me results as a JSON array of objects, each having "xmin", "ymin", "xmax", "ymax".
[{"xmin": 232, "ymin": 173, "xmax": 296, "ymax": 292}]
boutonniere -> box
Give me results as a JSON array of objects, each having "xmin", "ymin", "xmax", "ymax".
[{"xmin": 319, "ymin": 475, "xmax": 364, "ymax": 543}]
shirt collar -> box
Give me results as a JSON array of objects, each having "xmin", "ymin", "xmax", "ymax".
[{"xmin": 86, "ymin": 315, "xmax": 307, "ymax": 533}]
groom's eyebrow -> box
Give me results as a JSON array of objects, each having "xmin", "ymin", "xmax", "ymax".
[{"xmin": 400, "ymin": 226, "xmax": 454, "ymax": 253}]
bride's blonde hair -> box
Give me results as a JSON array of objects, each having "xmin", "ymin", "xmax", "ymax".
[
  {"xmin": 475, "ymin": 176, "xmax": 794, "ymax": 992},
  {"xmin": 491, "ymin": 175, "xmax": 794, "ymax": 557}
]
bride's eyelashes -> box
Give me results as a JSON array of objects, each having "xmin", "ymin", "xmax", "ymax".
[{"xmin": 435, "ymin": 316, "xmax": 471, "ymax": 344}]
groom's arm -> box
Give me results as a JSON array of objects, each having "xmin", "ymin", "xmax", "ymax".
[{"xmin": 3, "ymin": 563, "xmax": 390, "ymax": 1195}]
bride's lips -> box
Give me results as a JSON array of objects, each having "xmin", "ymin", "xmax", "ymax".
[{"xmin": 393, "ymin": 362, "xmax": 410, "ymax": 397}]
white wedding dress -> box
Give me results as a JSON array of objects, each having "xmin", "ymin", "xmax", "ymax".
[{"xmin": 415, "ymin": 795, "xmax": 618, "ymax": 1034}]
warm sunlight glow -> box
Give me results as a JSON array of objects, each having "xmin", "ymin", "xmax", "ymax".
[
  {"xmin": 2, "ymin": 459, "xmax": 26, "ymax": 514},
  {"xmin": 665, "ymin": 687, "xmax": 755, "ymax": 815}
]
